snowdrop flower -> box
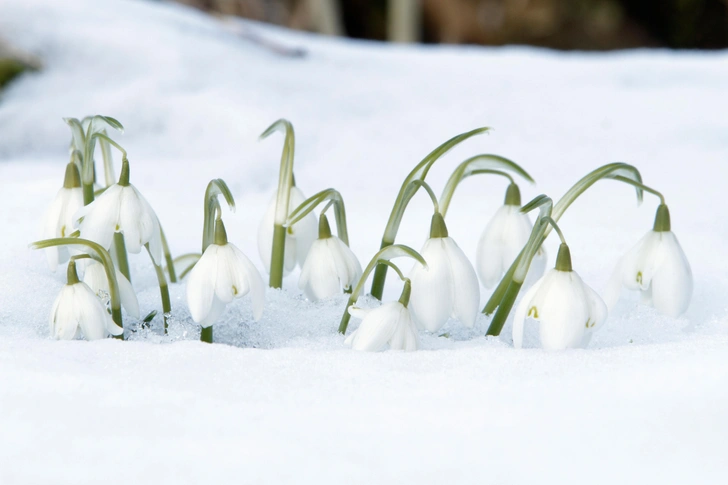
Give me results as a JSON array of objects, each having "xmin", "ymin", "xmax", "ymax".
[
  {"xmin": 82, "ymin": 260, "xmax": 140, "ymax": 319},
  {"xmin": 76, "ymin": 159, "xmax": 163, "ymax": 264},
  {"xmin": 605, "ymin": 204, "xmax": 692, "ymax": 317},
  {"xmin": 513, "ymin": 243, "xmax": 607, "ymax": 350},
  {"xmin": 49, "ymin": 260, "xmax": 123, "ymax": 340},
  {"xmin": 187, "ymin": 218, "xmax": 265, "ymax": 328},
  {"xmin": 409, "ymin": 212, "xmax": 480, "ymax": 333},
  {"xmin": 345, "ymin": 280, "xmax": 419, "ymax": 351},
  {"xmin": 299, "ymin": 215, "xmax": 362, "ymax": 300},
  {"xmin": 41, "ymin": 162, "xmax": 84, "ymax": 271},
  {"xmin": 258, "ymin": 185, "xmax": 317, "ymax": 274},
  {"xmin": 476, "ymin": 184, "xmax": 546, "ymax": 288}
]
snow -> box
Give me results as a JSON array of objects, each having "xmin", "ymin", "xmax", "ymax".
[{"xmin": 1, "ymin": 0, "xmax": 728, "ymax": 483}]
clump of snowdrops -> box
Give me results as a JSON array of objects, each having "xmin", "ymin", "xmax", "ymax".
[{"xmin": 32, "ymin": 116, "xmax": 692, "ymax": 351}]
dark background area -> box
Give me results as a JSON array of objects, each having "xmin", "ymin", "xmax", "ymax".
[{"xmin": 174, "ymin": 0, "xmax": 728, "ymax": 50}]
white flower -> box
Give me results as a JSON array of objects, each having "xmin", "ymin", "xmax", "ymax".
[
  {"xmin": 298, "ymin": 215, "xmax": 362, "ymax": 300},
  {"xmin": 75, "ymin": 161, "xmax": 162, "ymax": 264},
  {"xmin": 408, "ymin": 213, "xmax": 480, "ymax": 333},
  {"xmin": 186, "ymin": 224, "xmax": 265, "ymax": 327},
  {"xmin": 257, "ymin": 186, "xmax": 317, "ymax": 274},
  {"xmin": 49, "ymin": 282, "xmax": 123, "ymax": 340},
  {"xmin": 41, "ymin": 163, "xmax": 84, "ymax": 271},
  {"xmin": 82, "ymin": 260, "xmax": 140, "ymax": 319},
  {"xmin": 476, "ymin": 204, "xmax": 546, "ymax": 288},
  {"xmin": 605, "ymin": 230, "xmax": 692, "ymax": 317},
  {"xmin": 345, "ymin": 302, "xmax": 419, "ymax": 352},
  {"xmin": 513, "ymin": 245, "xmax": 607, "ymax": 351}
]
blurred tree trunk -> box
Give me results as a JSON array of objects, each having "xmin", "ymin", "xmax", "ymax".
[{"xmin": 388, "ymin": 0, "xmax": 421, "ymax": 42}]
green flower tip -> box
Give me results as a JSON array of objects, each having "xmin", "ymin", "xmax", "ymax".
[
  {"xmin": 63, "ymin": 162, "xmax": 82, "ymax": 189},
  {"xmin": 318, "ymin": 214, "xmax": 332, "ymax": 239},
  {"xmin": 555, "ymin": 243, "xmax": 572, "ymax": 272},
  {"xmin": 66, "ymin": 259, "xmax": 80, "ymax": 284},
  {"xmin": 118, "ymin": 158, "xmax": 130, "ymax": 186},
  {"xmin": 653, "ymin": 204, "xmax": 671, "ymax": 232},
  {"xmin": 504, "ymin": 183, "xmax": 521, "ymax": 206},
  {"xmin": 214, "ymin": 217, "xmax": 228, "ymax": 246},
  {"xmin": 429, "ymin": 211, "xmax": 449, "ymax": 239}
]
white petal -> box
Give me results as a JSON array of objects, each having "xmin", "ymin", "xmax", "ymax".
[
  {"xmin": 186, "ymin": 245, "xmax": 219, "ymax": 323},
  {"xmin": 50, "ymin": 285, "xmax": 79, "ymax": 340},
  {"xmin": 73, "ymin": 283, "xmax": 111, "ymax": 340},
  {"xmin": 512, "ymin": 276, "xmax": 545, "ymax": 349},
  {"xmin": 229, "ymin": 244, "xmax": 266, "ymax": 321},
  {"xmin": 347, "ymin": 305, "xmax": 370, "ymax": 321},
  {"xmin": 298, "ymin": 239, "xmax": 340, "ymax": 300},
  {"xmin": 116, "ymin": 270, "xmax": 140, "ymax": 319},
  {"xmin": 651, "ymin": 232, "xmax": 692, "ymax": 317},
  {"xmin": 119, "ymin": 186, "xmax": 144, "ymax": 254},
  {"xmin": 199, "ymin": 294, "xmax": 227, "ymax": 328},
  {"xmin": 443, "ymin": 237, "xmax": 480, "ymax": 328},
  {"xmin": 524, "ymin": 246, "xmax": 547, "ymax": 289},
  {"xmin": 388, "ymin": 307, "xmax": 419, "ymax": 351},
  {"xmin": 408, "ymin": 238, "xmax": 452, "ymax": 333},
  {"xmin": 618, "ymin": 231, "xmax": 662, "ymax": 292},
  {"xmin": 77, "ymin": 184, "xmax": 123, "ymax": 251},
  {"xmin": 476, "ymin": 206, "xmax": 532, "ymax": 289},
  {"xmin": 328, "ymin": 237, "xmax": 362, "ymax": 290},
  {"xmin": 349, "ymin": 302, "xmax": 402, "ymax": 351},
  {"xmin": 289, "ymin": 186, "xmax": 318, "ymax": 268},
  {"xmin": 534, "ymin": 271, "xmax": 590, "ymax": 351},
  {"xmin": 582, "ymin": 281, "xmax": 608, "ymax": 347}
]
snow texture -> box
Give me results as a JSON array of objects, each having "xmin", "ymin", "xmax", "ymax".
[{"xmin": 1, "ymin": 0, "xmax": 728, "ymax": 483}]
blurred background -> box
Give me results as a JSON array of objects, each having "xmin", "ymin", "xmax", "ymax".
[
  {"xmin": 2, "ymin": 0, "xmax": 728, "ymax": 88},
  {"xmin": 173, "ymin": 0, "xmax": 728, "ymax": 49}
]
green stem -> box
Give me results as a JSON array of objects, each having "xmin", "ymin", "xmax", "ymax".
[
  {"xmin": 159, "ymin": 225, "xmax": 177, "ymax": 283},
  {"xmin": 201, "ymin": 326, "xmax": 213, "ymax": 344},
  {"xmin": 82, "ymin": 183, "xmax": 95, "ymax": 206},
  {"xmin": 286, "ymin": 188, "xmax": 350, "ymax": 246},
  {"xmin": 146, "ymin": 243, "xmax": 171, "ymax": 334},
  {"xmin": 370, "ymin": 127, "xmax": 490, "ymax": 300},
  {"xmin": 31, "ymin": 237, "xmax": 124, "ymax": 339},
  {"xmin": 483, "ymin": 163, "xmax": 645, "ymax": 335},
  {"xmin": 439, "ymin": 155, "xmax": 535, "ymax": 217},
  {"xmin": 269, "ymin": 224, "xmax": 287, "ymax": 289},
  {"xmin": 113, "ymin": 232, "xmax": 131, "ymax": 283},
  {"xmin": 339, "ymin": 244, "xmax": 427, "ymax": 334},
  {"xmin": 260, "ymin": 119, "xmax": 296, "ymax": 288},
  {"xmin": 202, "ymin": 179, "xmax": 235, "ymax": 253}
]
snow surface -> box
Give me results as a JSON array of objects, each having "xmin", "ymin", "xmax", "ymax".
[{"xmin": 2, "ymin": 0, "xmax": 728, "ymax": 483}]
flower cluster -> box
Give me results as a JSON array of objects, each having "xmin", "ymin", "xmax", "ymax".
[{"xmin": 32, "ymin": 118, "xmax": 692, "ymax": 353}]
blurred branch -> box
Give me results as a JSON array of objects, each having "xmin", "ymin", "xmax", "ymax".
[{"xmin": 388, "ymin": 0, "xmax": 422, "ymax": 42}]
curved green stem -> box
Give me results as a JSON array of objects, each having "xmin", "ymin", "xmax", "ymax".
[
  {"xmin": 145, "ymin": 243, "xmax": 171, "ymax": 334},
  {"xmin": 370, "ymin": 127, "xmax": 489, "ymax": 300},
  {"xmin": 439, "ymin": 154, "xmax": 535, "ymax": 217},
  {"xmin": 113, "ymin": 232, "xmax": 131, "ymax": 283},
  {"xmin": 202, "ymin": 179, "xmax": 235, "ymax": 253},
  {"xmin": 172, "ymin": 253, "xmax": 202, "ymax": 280},
  {"xmin": 260, "ymin": 119, "xmax": 296, "ymax": 288},
  {"xmin": 339, "ymin": 244, "xmax": 427, "ymax": 334},
  {"xmin": 159, "ymin": 226, "xmax": 177, "ymax": 283},
  {"xmin": 409, "ymin": 180, "xmax": 440, "ymax": 214},
  {"xmin": 484, "ymin": 163, "xmax": 645, "ymax": 336},
  {"xmin": 286, "ymin": 188, "xmax": 350, "ymax": 246},
  {"xmin": 31, "ymin": 237, "xmax": 124, "ymax": 338},
  {"xmin": 611, "ymin": 176, "xmax": 665, "ymax": 205}
]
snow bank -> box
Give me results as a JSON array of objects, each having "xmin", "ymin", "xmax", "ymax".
[{"xmin": 1, "ymin": 0, "xmax": 727, "ymax": 483}]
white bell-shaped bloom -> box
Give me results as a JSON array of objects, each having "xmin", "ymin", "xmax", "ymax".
[
  {"xmin": 298, "ymin": 215, "xmax": 362, "ymax": 301},
  {"xmin": 408, "ymin": 213, "xmax": 480, "ymax": 333},
  {"xmin": 49, "ymin": 262, "xmax": 123, "ymax": 340},
  {"xmin": 186, "ymin": 220, "xmax": 265, "ymax": 327},
  {"xmin": 604, "ymin": 207, "xmax": 692, "ymax": 317},
  {"xmin": 41, "ymin": 162, "xmax": 84, "ymax": 271},
  {"xmin": 476, "ymin": 204, "xmax": 546, "ymax": 289},
  {"xmin": 82, "ymin": 260, "xmax": 140, "ymax": 319},
  {"xmin": 75, "ymin": 160, "xmax": 163, "ymax": 265},
  {"xmin": 257, "ymin": 185, "xmax": 317, "ymax": 274},
  {"xmin": 345, "ymin": 279, "xmax": 419, "ymax": 351},
  {"xmin": 513, "ymin": 244, "xmax": 607, "ymax": 350}
]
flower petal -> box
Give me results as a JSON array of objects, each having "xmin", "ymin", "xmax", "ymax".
[
  {"xmin": 50, "ymin": 285, "xmax": 79, "ymax": 340},
  {"xmin": 651, "ymin": 232, "xmax": 692, "ymax": 317},
  {"xmin": 443, "ymin": 237, "xmax": 480, "ymax": 328},
  {"xmin": 74, "ymin": 283, "xmax": 111, "ymax": 340},
  {"xmin": 349, "ymin": 302, "xmax": 402, "ymax": 351},
  {"xmin": 229, "ymin": 244, "xmax": 266, "ymax": 321},
  {"xmin": 512, "ymin": 275, "xmax": 544, "ymax": 349},
  {"xmin": 298, "ymin": 239, "xmax": 340, "ymax": 300},
  {"xmin": 186, "ymin": 245, "xmax": 219, "ymax": 323},
  {"xmin": 409, "ymin": 238, "xmax": 452, "ymax": 333}
]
